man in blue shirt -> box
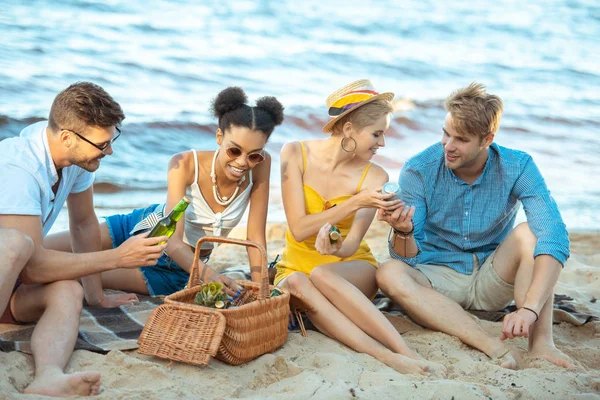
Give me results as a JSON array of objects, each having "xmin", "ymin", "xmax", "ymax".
[{"xmin": 376, "ymin": 83, "xmax": 572, "ymax": 370}]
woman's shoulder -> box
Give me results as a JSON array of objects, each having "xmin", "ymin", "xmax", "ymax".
[
  {"xmin": 280, "ymin": 140, "xmax": 302, "ymax": 155},
  {"xmin": 167, "ymin": 150, "xmax": 211, "ymax": 179},
  {"xmin": 280, "ymin": 139, "xmax": 323, "ymax": 158},
  {"xmin": 362, "ymin": 161, "xmax": 390, "ymax": 187}
]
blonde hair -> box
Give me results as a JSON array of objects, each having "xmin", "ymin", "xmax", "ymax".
[
  {"xmin": 445, "ymin": 82, "xmax": 503, "ymax": 139},
  {"xmin": 332, "ymin": 99, "xmax": 394, "ymax": 134}
]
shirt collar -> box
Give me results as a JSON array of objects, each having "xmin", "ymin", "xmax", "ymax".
[
  {"xmin": 42, "ymin": 125, "xmax": 60, "ymax": 186},
  {"xmin": 471, "ymin": 146, "xmax": 495, "ymax": 186}
]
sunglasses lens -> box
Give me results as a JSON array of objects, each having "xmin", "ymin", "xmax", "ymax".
[
  {"xmin": 225, "ymin": 147, "xmax": 264, "ymax": 163},
  {"xmin": 226, "ymin": 147, "xmax": 242, "ymax": 158},
  {"xmin": 248, "ymin": 153, "xmax": 265, "ymax": 163}
]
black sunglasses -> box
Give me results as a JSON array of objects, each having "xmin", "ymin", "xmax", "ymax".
[{"xmin": 63, "ymin": 126, "xmax": 121, "ymax": 154}]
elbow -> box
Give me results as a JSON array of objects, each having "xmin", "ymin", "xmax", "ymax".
[{"xmin": 288, "ymin": 227, "xmax": 308, "ymax": 243}]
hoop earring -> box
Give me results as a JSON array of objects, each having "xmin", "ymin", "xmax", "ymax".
[{"xmin": 341, "ymin": 137, "xmax": 357, "ymax": 153}]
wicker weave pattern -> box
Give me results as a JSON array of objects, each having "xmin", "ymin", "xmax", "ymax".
[
  {"xmin": 138, "ymin": 303, "xmax": 225, "ymax": 365},
  {"xmin": 139, "ymin": 236, "xmax": 290, "ymax": 366}
]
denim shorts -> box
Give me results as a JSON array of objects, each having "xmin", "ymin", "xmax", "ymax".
[{"xmin": 104, "ymin": 204, "xmax": 191, "ymax": 296}]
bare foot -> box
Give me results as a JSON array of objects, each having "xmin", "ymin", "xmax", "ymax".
[
  {"xmin": 419, "ymin": 359, "xmax": 447, "ymax": 379},
  {"xmin": 529, "ymin": 344, "xmax": 574, "ymax": 369},
  {"xmin": 382, "ymin": 353, "xmax": 447, "ymax": 378},
  {"xmin": 24, "ymin": 371, "xmax": 102, "ymax": 397},
  {"xmin": 492, "ymin": 349, "xmax": 519, "ymax": 370}
]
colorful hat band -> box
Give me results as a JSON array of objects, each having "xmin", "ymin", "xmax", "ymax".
[{"xmin": 328, "ymin": 88, "xmax": 379, "ymax": 117}]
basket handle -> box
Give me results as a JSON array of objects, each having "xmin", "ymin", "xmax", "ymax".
[{"xmin": 188, "ymin": 236, "xmax": 270, "ymax": 300}]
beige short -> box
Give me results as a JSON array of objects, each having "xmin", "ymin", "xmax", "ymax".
[{"xmin": 415, "ymin": 251, "xmax": 514, "ymax": 311}]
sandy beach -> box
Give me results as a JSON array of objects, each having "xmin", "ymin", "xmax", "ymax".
[{"xmin": 1, "ymin": 219, "xmax": 598, "ymax": 400}]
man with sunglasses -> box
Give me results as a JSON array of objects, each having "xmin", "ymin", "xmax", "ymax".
[{"xmin": 0, "ymin": 82, "xmax": 168, "ymax": 396}]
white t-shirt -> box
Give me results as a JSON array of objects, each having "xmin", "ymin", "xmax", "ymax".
[{"xmin": 0, "ymin": 121, "xmax": 95, "ymax": 236}]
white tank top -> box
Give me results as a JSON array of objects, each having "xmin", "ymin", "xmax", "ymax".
[{"xmin": 182, "ymin": 149, "xmax": 253, "ymax": 250}]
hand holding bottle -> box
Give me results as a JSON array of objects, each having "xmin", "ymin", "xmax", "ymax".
[
  {"xmin": 376, "ymin": 203, "xmax": 415, "ymax": 233},
  {"xmin": 351, "ymin": 187, "xmax": 401, "ymax": 211},
  {"xmin": 115, "ymin": 231, "xmax": 169, "ymax": 269},
  {"xmin": 315, "ymin": 222, "xmax": 343, "ymax": 255}
]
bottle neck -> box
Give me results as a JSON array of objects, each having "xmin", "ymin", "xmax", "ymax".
[{"xmin": 168, "ymin": 199, "xmax": 189, "ymax": 222}]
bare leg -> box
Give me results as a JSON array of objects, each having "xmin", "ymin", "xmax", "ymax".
[
  {"xmin": 311, "ymin": 262, "xmax": 422, "ymax": 357},
  {"xmin": 12, "ymin": 281, "xmax": 101, "ymax": 396},
  {"xmin": 282, "ymin": 271, "xmax": 444, "ymax": 377},
  {"xmin": 376, "ymin": 260, "xmax": 516, "ymax": 368},
  {"xmin": 43, "ymin": 222, "xmax": 114, "ymax": 252},
  {"xmin": 493, "ymin": 223, "xmax": 572, "ymax": 368},
  {"xmin": 0, "ymin": 229, "xmax": 34, "ymax": 312},
  {"xmin": 101, "ymin": 268, "xmax": 149, "ymax": 295},
  {"xmin": 44, "ymin": 223, "xmax": 148, "ymax": 294}
]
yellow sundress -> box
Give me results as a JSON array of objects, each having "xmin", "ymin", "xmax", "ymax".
[{"xmin": 274, "ymin": 141, "xmax": 378, "ymax": 286}]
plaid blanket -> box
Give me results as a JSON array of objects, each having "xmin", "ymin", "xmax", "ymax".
[
  {"xmin": 374, "ymin": 293, "xmax": 598, "ymax": 326},
  {"xmin": 1, "ymin": 269, "xmax": 596, "ymax": 355},
  {"xmin": 0, "ymin": 293, "xmax": 163, "ymax": 354}
]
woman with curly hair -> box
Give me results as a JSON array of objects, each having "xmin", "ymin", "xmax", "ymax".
[{"xmin": 46, "ymin": 87, "xmax": 284, "ymax": 298}]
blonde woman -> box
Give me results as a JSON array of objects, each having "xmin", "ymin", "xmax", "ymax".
[{"xmin": 275, "ymin": 80, "xmax": 446, "ymax": 377}]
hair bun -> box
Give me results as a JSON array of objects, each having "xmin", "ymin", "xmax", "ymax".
[
  {"xmin": 255, "ymin": 96, "xmax": 284, "ymax": 126},
  {"xmin": 211, "ymin": 87, "xmax": 248, "ymax": 119}
]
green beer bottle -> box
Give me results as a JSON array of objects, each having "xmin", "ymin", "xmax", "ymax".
[{"xmin": 148, "ymin": 196, "xmax": 191, "ymax": 244}]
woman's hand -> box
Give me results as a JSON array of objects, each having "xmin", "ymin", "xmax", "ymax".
[
  {"xmin": 204, "ymin": 267, "xmax": 243, "ymax": 297},
  {"xmin": 352, "ymin": 187, "xmax": 401, "ymax": 211},
  {"xmin": 314, "ymin": 222, "xmax": 343, "ymax": 256},
  {"xmin": 213, "ymin": 274, "xmax": 243, "ymax": 297},
  {"xmin": 376, "ymin": 202, "xmax": 415, "ymax": 233}
]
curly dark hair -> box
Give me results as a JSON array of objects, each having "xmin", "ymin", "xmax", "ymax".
[
  {"xmin": 211, "ymin": 87, "xmax": 284, "ymax": 139},
  {"xmin": 48, "ymin": 81, "xmax": 125, "ymax": 135}
]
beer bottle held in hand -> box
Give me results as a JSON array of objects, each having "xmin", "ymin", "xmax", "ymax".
[
  {"xmin": 148, "ymin": 196, "xmax": 191, "ymax": 244},
  {"xmin": 329, "ymin": 225, "xmax": 341, "ymax": 245}
]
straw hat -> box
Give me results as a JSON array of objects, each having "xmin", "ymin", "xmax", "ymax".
[{"xmin": 322, "ymin": 79, "xmax": 395, "ymax": 133}]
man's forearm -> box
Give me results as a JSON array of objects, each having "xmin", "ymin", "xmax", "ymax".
[
  {"xmin": 522, "ymin": 254, "xmax": 562, "ymax": 313},
  {"xmin": 72, "ymin": 220, "xmax": 105, "ymax": 305},
  {"xmin": 390, "ymin": 231, "xmax": 419, "ymax": 258},
  {"xmin": 22, "ymin": 246, "xmax": 118, "ymax": 284}
]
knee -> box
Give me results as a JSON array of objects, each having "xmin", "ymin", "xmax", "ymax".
[
  {"xmin": 512, "ymin": 222, "xmax": 536, "ymax": 255},
  {"xmin": 45, "ymin": 280, "xmax": 85, "ymax": 311},
  {"xmin": 376, "ymin": 260, "xmax": 415, "ymax": 298},
  {"xmin": 0, "ymin": 229, "xmax": 34, "ymax": 268},
  {"xmin": 308, "ymin": 265, "xmax": 335, "ymax": 288},
  {"xmin": 285, "ymin": 272, "xmax": 312, "ymax": 295}
]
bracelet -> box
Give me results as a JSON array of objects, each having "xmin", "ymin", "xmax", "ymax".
[
  {"xmin": 393, "ymin": 221, "xmax": 414, "ymax": 238},
  {"xmin": 521, "ymin": 307, "xmax": 539, "ymax": 322}
]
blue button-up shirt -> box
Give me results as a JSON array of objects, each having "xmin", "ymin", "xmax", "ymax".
[{"xmin": 389, "ymin": 142, "xmax": 569, "ymax": 274}]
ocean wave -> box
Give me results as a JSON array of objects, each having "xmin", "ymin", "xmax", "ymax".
[{"xmin": 94, "ymin": 182, "xmax": 167, "ymax": 193}]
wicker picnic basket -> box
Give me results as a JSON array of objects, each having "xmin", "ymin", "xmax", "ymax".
[{"xmin": 138, "ymin": 236, "xmax": 290, "ymax": 366}]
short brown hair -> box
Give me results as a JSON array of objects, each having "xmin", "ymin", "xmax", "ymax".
[
  {"xmin": 48, "ymin": 82, "xmax": 125, "ymax": 134},
  {"xmin": 445, "ymin": 82, "xmax": 503, "ymax": 138},
  {"xmin": 333, "ymin": 99, "xmax": 394, "ymax": 134}
]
